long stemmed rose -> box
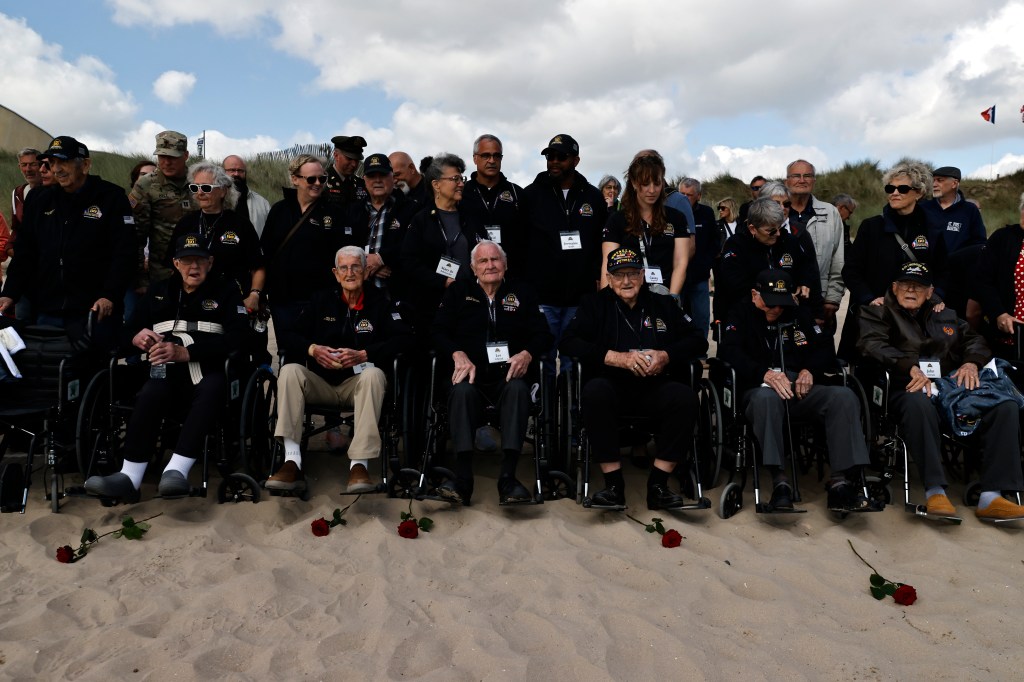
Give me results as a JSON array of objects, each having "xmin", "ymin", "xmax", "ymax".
[
  {"xmin": 310, "ymin": 495, "xmax": 361, "ymax": 536},
  {"xmin": 397, "ymin": 498, "xmax": 433, "ymax": 538},
  {"xmin": 626, "ymin": 514, "xmax": 683, "ymax": 548},
  {"xmin": 55, "ymin": 513, "xmax": 162, "ymax": 563},
  {"xmin": 849, "ymin": 540, "xmax": 917, "ymax": 605}
]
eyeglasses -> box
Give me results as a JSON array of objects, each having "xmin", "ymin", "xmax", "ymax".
[
  {"xmin": 717, "ymin": 205, "xmax": 728, "ymax": 211},
  {"xmin": 750, "ymin": 183, "xmax": 765, "ymax": 191},
  {"xmin": 608, "ymin": 270, "xmax": 643, "ymax": 281},
  {"xmin": 475, "ymin": 153, "xmax": 503, "ymax": 161},
  {"xmin": 755, "ymin": 225, "xmax": 781, "ymax": 236},
  {"xmin": 884, "ymin": 184, "xmax": 914, "ymax": 195},
  {"xmin": 546, "ymin": 152, "xmax": 570, "ymax": 162},
  {"xmin": 224, "ymin": 168, "xmax": 245, "ymax": 175},
  {"xmin": 174, "ymin": 256, "xmax": 210, "ymax": 266},
  {"xmin": 333, "ymin": 264, "xmax": 365, "ymax": 275},
  {"xmin": 439, "ymin": 175, "xmax": 467, "ymax": 184},
  {"xmin": 787, "ymin": 173, "xmax": 815, "ymax": 180},
  {"xmin": 188, "ymin": 183, "xmax": 216, "ymax": 193},
  {"xmin": 895, "ymin": 281, "xmax": 927, "ymax": 291},
  {"xmin": 297, "ymin": 174, "xmax": 329, "ymax": 185}
]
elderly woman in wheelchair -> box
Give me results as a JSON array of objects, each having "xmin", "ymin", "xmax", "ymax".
[
  {"xmin": 858, "ymin": 261, "xmax": 1024, "ymax": 522},
  {"xmin": 83, "ymin": 234, "xmax": 249, "ymax": 501}
]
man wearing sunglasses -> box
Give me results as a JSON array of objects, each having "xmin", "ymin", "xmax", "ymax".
[
  {"xmin": 326, "ymin": 135, "xmax": 369, "ymax": 206},
  {"xmin": 129, "ymin": 130, "xmax": 193, "ymax": 293},
  {"xmin": 460, "ymin": 134, "xmax": 528, "ymax": 272},
  {"xmin": 737, "ymin": 175, "xmax": 766, "ymax": 225}
]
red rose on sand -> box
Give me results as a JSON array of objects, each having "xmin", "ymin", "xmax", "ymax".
[
  {"xmin": 397, "ymin": 519, "xmax": 419, "ymax": 539},
  {"xmin": 661, "ymin": 529, "xmax": 682, "ymax": 548},
  {"xmin": 310, "ymin": 518, "xmax": 330, "ymax": 537},
  {"xmin": 893, "ymin": 584, "xmax": 917, "ymax": 606},
  {"xmin": 55, "ymin": 545, "xmax": 75, "ymax": 563}
]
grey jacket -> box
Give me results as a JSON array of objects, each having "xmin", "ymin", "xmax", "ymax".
[{"xmin": 799, "ymin": 195, "xmax": 846, "ymax": 305}]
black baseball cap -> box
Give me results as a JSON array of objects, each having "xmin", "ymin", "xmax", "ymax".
[
  {"xmin": 541, "ymin": 134, "xmax": 579, "ymax": 157},
  {"xmin": 755, "ymin": 269, "xmax": 796, "ymax": 307},
  {"xmin": 40, "ymin": 136, "xmax": 89, "ymax": 161},
  {"xmin": 173, "ymin": 233, "xmax": 211, "ymax": 259},
  {"xmin": 895, "ymin": 262, "xmax": 932, "ymax": 286},
  {"xmin": 362, "ymin": 153, "xmax": 392, "ymax": 175},
  {"xmin": 607, "ymin": 247, "xmax": 643, "ymax": 272}
]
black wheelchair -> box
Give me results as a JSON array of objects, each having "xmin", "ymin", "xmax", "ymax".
[
  {"xmin": 0, "ymin": 320, "xmax": 102, "ymax": 513},
  {"xmin": 74, "ymin": 350, "xmax": 262, "ymax": 506},
  {"xmin": 567, "ymin": 357, "xmax": 717, "ymax": 512},
  {"xmin": 239, "ymin": 355, "xmax": 406, "ymax": 501},
  {"xmin": 406, "ymin": 353, "xmax": 570, "ymax": 505}
]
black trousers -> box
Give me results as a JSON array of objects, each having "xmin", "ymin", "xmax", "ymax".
[
  {"xmin": 447, "ymin": 377, "xmax": 531, "ymax": 454},
  {"xmin": 582, "ymin": 376, "xmax": 697, "ymax": 464},
  {"xmin": 123, "ymin": 370, "xmax": 225, "ymax": 464}
]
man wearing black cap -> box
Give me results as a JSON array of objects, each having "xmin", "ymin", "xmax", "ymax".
[
  {"xmin": 0, "ymin": 136, "xmax": 135, "ymax": 346},
  {"xmin": 524, "ymin": 134, "xmax": 608, "ymax": 384},
  {"xmin": 340, "ymin": 153, "xmax": 418, "ymax": 296},
  {"xmin": 858, "ymin": 261, "xmax": 1024, "ymax": 521},
  {"xmin": 561, "ymin": 247, "xmax": 707, "ymax": 510},
  {"xmin": 922, "ymin": 166, "xmax": 986, "ymax": 254},
  {"xmin": 719, "ymin": 269, "xmax": 873, "ymax": 511},
  {"xmin": 326, "ymin": 135, "xmax": 369, "ymax": 205},
  {"xmin": 83, "ymin": 233, "xmax": 248, "ymax": 501}
]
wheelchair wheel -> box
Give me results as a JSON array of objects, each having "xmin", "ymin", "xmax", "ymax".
[
  {"xmin": 865, "ymin": 475, "xmax": 892, "ymax": 505},
  {"xmin": 217, "ymin": 472, "xmax": 261, "ymax": 503},
  {"xmin": 240, "ymin": 367, "xmax": 278, "ymax": 482},
  {"xmin": 696, "ymin": 379, "xmax": 723, "ymax": 488},
  {"xmin": 962, "ymin": 480, "xmax": 981, "ymax": 507},
  {"xmin": 719, "ymin": 481, "xmax": 743, "ymax": 519},
  {"xmin": 76, "ymin": 369, "xmax": 124, "ymax": 479},
  {"xmin": 542, "ymin": 471, "xmax": 574, "ymax": 500}
]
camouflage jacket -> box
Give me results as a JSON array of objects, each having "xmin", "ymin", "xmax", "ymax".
[{"xmin": 129, "ymin": 170, "xmax": 195, "ymax": 287}]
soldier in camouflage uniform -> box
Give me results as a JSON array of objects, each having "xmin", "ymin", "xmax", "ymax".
[
  {"xmin": 325, "ymin": 135, "xmax": 368, "ymax": 206},
  {"xmin": 129, "ymin": 130, "xmax": 193, "ymax": 291}
]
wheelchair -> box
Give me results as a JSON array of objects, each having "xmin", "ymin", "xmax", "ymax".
[
  {"xmin": 239, "ymin": 354, "xmax": 405, "ymax": 501},
  {"xmin": 74, "ymin": 350, "xmax": 262, "ymax": 506},
  {"xmin": 408, "ymin": 353, "xmax": 570, "ymax": 505},
  {"xmin": 0, "ymin": 320, "xmax": 102, "ymax": 513},
  {"xmin": 707, "ymin": 353, "xmax": 882, "ymax": 520},
  {"xmin": 568, "ymin": 357, "xmax": 716, "ymax": 512}
]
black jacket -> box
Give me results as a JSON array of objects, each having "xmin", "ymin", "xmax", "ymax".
[
  {"xmin": 283, "ymin": 285, "xmax": 414, "ymax": 385},
  {"xmin": 713, "ymin": 227, "xmax": 821, "ymax": 322},
  {"xmin": 523, "ymin": 171, "xmax": 608, "ymax": 307},
  {"xmin": 168, "ymin": 209, "xmax": 264, "ymax": 295},
  {"xmin": 261, "ymin": 189, "xmax": 359, "ymax": 306},
  {"xmin": 3, "ymin": 176, "xmax": 135, "ymax": 317},
  {"xmin": 687, "ymin": 202, "xmax": 718, "ymax": 283},
  {"xmin": 972, "ymin": 224, "xmax": 1024, "ymax": 347},
  {"xmin": 324, "ymin": 165, "xmax": 368, "ymax": 205},
  {"xmin": 718, "ymin": 300, "xmax": 835, "ymax": 394},
  {"xmin": 560, "ymin": 286, "xmax": 708, "ymax": 383},
  {"xmin": 602, "ymin": 207, "xmax": 690, "ymax": 287},
  {"xmin": 460, "ymin": 172, "xmax": 528, "ymax": 275},
  {"xmin": 432, "ymin": 277, "xmax": 552, "ymax": 381}
]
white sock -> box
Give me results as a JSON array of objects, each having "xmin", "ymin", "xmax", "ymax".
[
  {"xmin": 119, "ymin": 460, "xmax": 148, "ymax": 489},
  {"xmin": 164, "ymin": 453, "xmax": 195, "ymax": 478},
  {"xmin": 978, "ymin": 491, "xmax": 1001, "ymax": 509},
  {"xmin": 925, "ymin": 486, "xmax": 945, "ymax": 499},
  {"xmin": 284, "ymin": 437, "xmax": 302, "ymax": 468},
  {"xmin": 350, "ymin": 459, "xmax": 368, "ymax": 470}
]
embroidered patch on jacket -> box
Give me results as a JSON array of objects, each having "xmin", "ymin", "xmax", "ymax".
[
  {"xmin": 83, "ymin": 206, "xmax": 102, "ymax": 219},
  {"xmin": 355, "ymin": 319, "xmax": 374, "ymax": 333},
  {"xmin": 579, "ymin": 203, "xmax": 593, "ymax": 217},
  {"xmin": 201, "ymin": 299, "xmax": 218, "ymax": 310},
  {"xmin": 943, "ymin": 326, "xmax": 955, "ymax": 336}
]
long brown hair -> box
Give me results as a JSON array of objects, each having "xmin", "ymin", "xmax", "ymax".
[{"xmin": 621, "ymin": 153, "xmax": 668, "ymax": 237}]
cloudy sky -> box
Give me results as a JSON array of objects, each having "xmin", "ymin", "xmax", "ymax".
[{"xmin": 3, "ymin": 1, "xmax": 1023, "ymax": 187}]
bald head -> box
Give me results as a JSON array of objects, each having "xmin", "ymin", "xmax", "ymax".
[
  {"xmin": 223, "ymin": 155, "xmax": 247, "ymax": 183},
  {"xmin": 389, "ymin": 151, "xmax": 421, "ymax": 189}
]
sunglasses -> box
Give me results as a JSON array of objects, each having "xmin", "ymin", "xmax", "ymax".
[
  {"xmin": 297, "ymin": 174, "xmax": 329, "ymax": 185},
  {"xmin": 546, "ymin": 152, "xmax": 570, "ymax": 162},
  {"xmin": 884, "ymin": 184, "xmax": 914, "ymax": 195},
  {"xmin": 188, "ymin": 183, "xmax": 216, "ymax": 193},
  {"xmin": 476, "ymin": 153, "xmax": 503, "ymax": 161},
  {"xmin": 755, "ymin": 225, "xmax": 781, "ymax": 236},
  {"xmin": 717, "ymin": 205, "xmax": 729, "ymax": 211}
]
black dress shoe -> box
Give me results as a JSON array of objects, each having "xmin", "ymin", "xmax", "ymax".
[
  {"xmin": 647, "ymin": 483, "xmax": 685, "ymax": 510},
  {"xmin": 498, "ymin": 477, "xmax": 533, "ymax": 504},
  {"xmin": 768, "ymin": 481, "xmax": 794, "ymax": 510},
  {"xmin": 590, "ymin": 486, "xmax": 626, "ymax": 508}
]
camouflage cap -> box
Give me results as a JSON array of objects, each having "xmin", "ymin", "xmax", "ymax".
[{"xmin": 154, "ymin": 130, "xmax": 188, "ymax": 158}]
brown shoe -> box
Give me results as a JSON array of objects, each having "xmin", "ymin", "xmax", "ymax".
[
  {"xmin": 266, "ymin": 460, "xmax": 305, "ymax": 491},
  {"xmin": 346, "ymin": 463, "xmax": 375, "ymax": 493},
  {"xmin": 976, "ymin": 496, "xmax": 1024, "ymax": 521},
  {"xmin": 925, "ymin": 493, "xmax": 956, "ymax": 516}
]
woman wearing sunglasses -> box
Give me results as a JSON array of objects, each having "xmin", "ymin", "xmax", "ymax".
[
  {"xmin": 168, "ymin": 162, "xmax": 265, "ymax": 315},
  {"xmin": 839, "ymin": 161, "xmax": 948, "ymax": 359},
  {"xmin": 261, "ymin": 154, "xmax": 355, "ymax": 339}
]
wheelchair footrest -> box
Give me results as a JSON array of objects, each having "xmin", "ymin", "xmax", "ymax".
[
  {"xmin": 674, "ymin": 497, "xmax": 712, "ymax": 511},
  {"xmin": 755, "ymin": 502, "xmax": 807, "ymax": 514},
  {"xmin": 499, "ymin": 497, "xmax": 542, "ymax": 507},
  {"xmin": 905, "ymin": 502, "xmax": 962, "ymax": 524},
  {"xmin": 582, "ymin": 497, "xmax": 626, "ymax": 511}
]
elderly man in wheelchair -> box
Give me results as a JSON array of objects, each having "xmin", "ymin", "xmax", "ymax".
[
  {"xmin": 266, "ymin": 245, "xmax": 413, "ymax": 495},
  {"xmin": 857, "ymin": 261, "xmax": 1024, "ymax": 521},
  {"xmin": 718, "ymin": 269, "xmax": 875, "ymax": 513},
  {"xmin": 83, "ymin": 234, "xmax": 249, "ymax": 501}
]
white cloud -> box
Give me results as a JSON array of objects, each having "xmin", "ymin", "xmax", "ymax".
[
  {"xmin": 967, "ymin": 153, "xmax": 1024, "ymax": 180},
  {"xmin": 0, "ymin": 13, "xmax": 137, "ymax": 140},
  {"xmin": 81, "ymin": 120, "xmax": 281, "ymax": 161},
  {"xmin": 690, "ymin": 145, "xmax": 830, "ymax": 184},
  {"xmin": 152, "ymin": 70, "xmax": 196, "ymax": 106}
]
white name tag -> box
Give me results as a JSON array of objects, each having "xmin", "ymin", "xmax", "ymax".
[
  {"xmin": 559, "ymin": 231, "xmax": 582, "ymax": 250},
  {"xmin": 486, "ymin": 342, "xmax": 510, "ymax": 363},
  {"xmin": 486, "ymin": 226, "xmax": 501, "ymax": 243},
  {"xmin": 919, "ymin": 359, "xmax": 941, "ymax": 379},
  {"xmin": 645, "ymin": 266, "xmax": 664, "ymax": 284},
  {"xmin": 352, "ymin": 362, "xmax": 375, "ymax": 374},
  {"xmin": 436, "ymin": 257, "xmax": 460, "ymax": 278}
]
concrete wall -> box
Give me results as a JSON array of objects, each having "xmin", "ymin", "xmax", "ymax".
[{"xmin": 0, "ymin": 104, "xmax": 52, "ymax": 154}]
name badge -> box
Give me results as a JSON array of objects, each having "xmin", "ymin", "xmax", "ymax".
[
  {"xmin": 352, "ymin": 362, "xmax": 375, "ymax": 374},
  {"xmin": 645, "ymin": 266, "xmax": 664, "ymax": 284},
  {"xmin": 486, "ymin": 342, "xmax": 510, "ymax": 363},
  {"xmin": 560, "ymin": 231, "xmax": 582, "ymax": 250},
  {"xmin": 919, "ymin": 358, "xmax": 941, "ymax": 379},
  {"xmin": 436, "ymin": 257, "xmax": 460, "ymax": 278},
  {"xmin": 486, "ymin": 226, "xmax": 502, "ymax": 243}
]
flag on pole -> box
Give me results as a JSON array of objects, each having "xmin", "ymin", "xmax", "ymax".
[
  {"xmin": 1020, "ymin": 104, "xmax": 1023, "ymax": 123},
  {"xmin": 980, "ymin": 105, "xmax": 996, "ymax": 124}
]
